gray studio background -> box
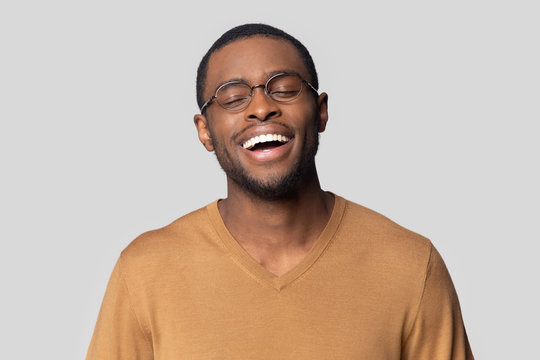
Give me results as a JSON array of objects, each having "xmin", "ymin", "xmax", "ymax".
[{"xmin": 1, "ymin": 1, "xmax": 538, "ymax": 359}]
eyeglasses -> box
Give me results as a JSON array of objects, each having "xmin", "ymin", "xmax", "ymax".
[{"xmin": 200, "ymin": 72, "xmax": 318, "ymax": 113}]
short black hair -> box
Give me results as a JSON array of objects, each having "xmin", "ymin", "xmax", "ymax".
[{"xmin": 196, "ymin": 23, "xmax": 319, "ymax": 110}]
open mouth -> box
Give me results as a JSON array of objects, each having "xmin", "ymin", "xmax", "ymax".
[{"xmin": 242, "ymin": 134, "xmax": 291, "ymax": 151}]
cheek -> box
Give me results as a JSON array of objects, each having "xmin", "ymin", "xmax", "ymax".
[
  {"xmin": 288, "ymin": 106, "xmax": 318, "ymax": 134},
  {"xmin": 207, "ymin": 116, "xmax": 245, "ymax": 152}
]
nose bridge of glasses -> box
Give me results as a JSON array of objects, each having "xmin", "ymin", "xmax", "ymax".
[
  {"xmin": 248, "ymin": 83, "xmax": 273, "ymax": 105},
  {"xmin": 246, "ymin": 83, "xmax": 280, "ymax": 117},
  {"xmin": 249, "ymin": 83, "xmax": 267, "ymax": 96}
]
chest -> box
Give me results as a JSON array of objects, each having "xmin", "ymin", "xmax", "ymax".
[{"xmin": 146, "ymin": 270, "xmax": 410, "ymax": 360}]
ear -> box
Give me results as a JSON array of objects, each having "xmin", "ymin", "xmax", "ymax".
[
  {"xmin": 316, "ymin": 92, "xmax": 329, "ymax": 133},
  {"xmin": 193, "ymin": 114, "xmax": 214, "ymax": 152}
]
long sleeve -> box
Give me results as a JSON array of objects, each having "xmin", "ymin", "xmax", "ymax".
[
  {"xmin": 86, "ymin": 256, "xmax": 153, "ymax": 360},
  {"xmin": 402, "ymin": 244, "xmax": 474, "ymax": 360}
]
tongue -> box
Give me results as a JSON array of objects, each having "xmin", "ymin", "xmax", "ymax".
[{"xmin": 252, "ymin": 141, "xmax": 284, "ymax": 151}]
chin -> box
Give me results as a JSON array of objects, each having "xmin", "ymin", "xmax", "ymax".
[
  {"xmin": 239, "ymin": 177, "xmax": 299, "ymax": 200},
  {"xmin": 233, "ymin": 159, "xmax": 316, "ymax": 201}
]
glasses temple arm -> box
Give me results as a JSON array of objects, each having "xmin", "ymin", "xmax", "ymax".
[
  {"xmin": 304, "ymin": 80, "xmax": 319, "ymax": 95},
  {"xmin": 200, "ymin": 96, "xmax": 216, "ymax": 113}
]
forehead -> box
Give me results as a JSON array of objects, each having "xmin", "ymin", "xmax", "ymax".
[{"xmin": 205, "ymin": 36, "xmax": 309, "ymax": 94}]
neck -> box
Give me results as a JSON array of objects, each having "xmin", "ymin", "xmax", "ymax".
[{"xmin": 218, "ymin": 168, "xmax": 335, "ymax": 255}]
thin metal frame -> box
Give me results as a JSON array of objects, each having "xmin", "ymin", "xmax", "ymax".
[{"xmin": 200, "ymin": 73, "xmax": 318, "ymax": 113}]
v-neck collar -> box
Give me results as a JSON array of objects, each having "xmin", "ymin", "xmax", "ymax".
[{"xmin": 206, "ymin": 194, "xmax": 346, "ymax": 291}]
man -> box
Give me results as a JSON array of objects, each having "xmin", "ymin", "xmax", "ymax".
[{"xmin": 87, "ymin": 24, "xmax": 474, "ymax": 359}]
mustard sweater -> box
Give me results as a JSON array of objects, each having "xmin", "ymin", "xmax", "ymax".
[{"xmin": 87, "ymin": 195, "xmax": 473, "ymax": 359}]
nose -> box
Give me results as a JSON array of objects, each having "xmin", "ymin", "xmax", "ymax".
[{"xmin": 245, "ymin": 86, "xmax": 281, "ymax": 122}]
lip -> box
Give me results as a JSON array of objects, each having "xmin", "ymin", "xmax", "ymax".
[{"xmin": 240, "ymin": 137, "xmax": 294, "ymax": 162}]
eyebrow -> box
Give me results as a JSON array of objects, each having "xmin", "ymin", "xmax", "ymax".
[
  {"xmin": 268, "ymin": 69, "xmax": 302, "ymax": 78},
  {"xmin": 211, "ymin": 69, "xmax": 304, "ymax": 94}
]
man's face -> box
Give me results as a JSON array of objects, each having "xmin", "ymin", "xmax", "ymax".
[{"xmin": 194, "ymin": 36, "xmax": 328, "ymax": 199}]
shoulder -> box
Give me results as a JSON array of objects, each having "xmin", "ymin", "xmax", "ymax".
[
  {"xmin": 118, "ymin": 202, "xmax": 218, "ymax": 271},
  {"xmin": 342, "ymin": 198, "xmax": 431, "ymax": 246},
  {"xmin": 338, "ymin": 197, "xmax": 433, "ymax": 271}
]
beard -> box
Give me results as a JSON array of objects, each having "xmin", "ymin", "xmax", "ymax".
[{"xmin": 208, "ymin": 122, "xmax": 320, "ymax": 201}]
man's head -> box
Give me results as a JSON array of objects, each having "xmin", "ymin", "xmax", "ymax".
[
  {"xmin": 194, "ymin": 24, "xmax": 328, "ymax": 200},
  {"xmin": 196, "ymin": 24, "xmax": 319, "ymax": 111}
]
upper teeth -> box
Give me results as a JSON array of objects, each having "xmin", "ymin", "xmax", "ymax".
[{"xmin": 242, "ymin": 134, "xmax": 290, "ymax": 149}]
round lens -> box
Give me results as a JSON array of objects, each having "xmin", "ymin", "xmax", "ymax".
[
  {"xmin": 216, "ymin": 82, "xmax": 252, "ymax": 110},
  {"xmin": 267, "ymin": 74, "xmax": 303, "ymax": 102}
]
